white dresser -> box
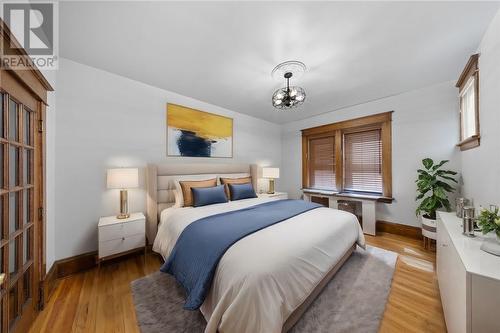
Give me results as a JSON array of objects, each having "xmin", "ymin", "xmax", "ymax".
[
  {"xmin": 98, "ymin": 212, "xmax": 146, "ymax": 264},
  {"xmin": 437, "ymin": 212, "xmax": 500, "ymax": 333}
]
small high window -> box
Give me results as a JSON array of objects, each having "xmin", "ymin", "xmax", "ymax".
[{"xmin": 456, "ymin": 54, "xmax": 480, "ymax": 151}]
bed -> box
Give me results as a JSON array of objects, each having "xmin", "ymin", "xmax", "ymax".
[{"xmin": 146, "ymin": 163, "xmax": 365, "ymax": 333}]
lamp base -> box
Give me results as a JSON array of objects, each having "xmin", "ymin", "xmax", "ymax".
[
  {"xmin": 117, "ymin": 189, "xmax": 129, "ymax": 219},
  {"xmin": 267, "ymin": 179, "xmax": 275, "ymax": 194}
]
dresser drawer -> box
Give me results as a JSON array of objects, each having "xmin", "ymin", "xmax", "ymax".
[
  {"xmin": 99, "ymin": 234, "xmax": 145, "ymax": 259},
  {"xmin": 99, "ymin": 219, "xmax": 144, "ymax": 242}
]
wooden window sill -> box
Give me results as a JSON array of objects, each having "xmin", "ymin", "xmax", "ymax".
[
  {"xmin": 335, "ymin": 192, "xmax": 394, "ymax": 203},
  {"xmin": 457, "ymin": 135, "xmax": 480, "ymax": 151},
  {"xmin": 302, "ymin": 188, "xmax": 339, "ymax": 196},
  {"xmin": 302, "ymin": 188, "xmax": 394, "ymax": 203}
]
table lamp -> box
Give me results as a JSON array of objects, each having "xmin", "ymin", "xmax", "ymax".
[
  {"xmin": 107, "ymin": 168, "xmax": 139, "ymax": 219},
  {"xmin": 262, "ymin": 167, "xmax": 279, "ymax": 194}
]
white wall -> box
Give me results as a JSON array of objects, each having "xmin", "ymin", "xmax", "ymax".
[
  {"xmin": 461, "ymin": 10, "xmax": 500, "ymax": 209},
  {"xmin": 41, "ymin": 69, "xmax": 57, "ymax": 270},
  {"xmin": 281, "ymin": 81, "xmax": 461, "ymax": 227},
  {"xmin": 54, "ymin": 58, "xmax": 281, "ymax": 260}
]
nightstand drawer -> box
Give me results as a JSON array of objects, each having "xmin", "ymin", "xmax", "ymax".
[
  {"xmin": 258, "ymin": 192, "xmax": 288, "ymax": 200},
  {"xmin": 99, "ymin": 219, "xmax": 145, "ymax": 242},
  {"xmin": 99, "ymin": 234, "xmax": 145, "ymax": 259}
]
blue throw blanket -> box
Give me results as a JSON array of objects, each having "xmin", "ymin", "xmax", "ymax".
[{"xmin": 160, "ymin": 199, "xmax": 322, "ymax": 310}]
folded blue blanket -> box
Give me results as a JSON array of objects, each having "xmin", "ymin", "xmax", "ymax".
[{"xmin": 160, "ymin": 199, "xmax": 322, "ymax": 310}]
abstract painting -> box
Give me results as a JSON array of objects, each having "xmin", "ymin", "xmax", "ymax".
[{"xmin": 167, "ymin": 104, "xmax": 233, "ymax": 158}]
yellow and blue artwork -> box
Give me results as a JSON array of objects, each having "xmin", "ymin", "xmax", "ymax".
[{"xmin": 167, "ymin": 104, "xmax": 233, "ymax": 158}]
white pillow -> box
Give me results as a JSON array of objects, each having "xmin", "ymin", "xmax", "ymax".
[{"xmin": 172, "ymin": 174, "xmax": 217, "ymax": 207}]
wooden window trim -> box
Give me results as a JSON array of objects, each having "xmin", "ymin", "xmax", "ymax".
[
  {"xmin": 301, "ymin": 112, "xmax": 392, "ymax": 136},
  {"xmin": 456, "ymin": 54, "xmax": 480, "ymax": 151},
  {"xmin": 302, "ymin": 111, "xmax": 393, "ymax": 199}
]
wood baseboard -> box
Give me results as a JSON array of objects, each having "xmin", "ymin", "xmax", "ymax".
[
  {"xmin": 43, "ymin": 246, "xmax": 153, "ymax": 302},
  {"xmin": 56, "ymin": 251, "xmax": 98, "ymax": 278},
  {"xmin": 40, "ymin": 251, "xmax": 97, "ymax": 307},
  {"xmin": 376, "ymin": 220, "xmax": 422, "ymax": 240},
  {"xmin": 41, "ymin": 263, "xmax": 58, "ymax": 307}
]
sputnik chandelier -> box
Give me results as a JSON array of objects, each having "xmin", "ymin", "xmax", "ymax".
[{"xmin": 271, "ymin": 61, "xmax": 307, "ymax": 110}]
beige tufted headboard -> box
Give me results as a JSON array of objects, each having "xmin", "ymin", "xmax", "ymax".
[{"xmin": 145, "ymin": 163, "xmax": 258, "ymax": 243}]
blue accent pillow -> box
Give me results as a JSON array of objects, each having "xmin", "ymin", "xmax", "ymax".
[
  {"xmin": 192, "ymin": 185, "xmax": 228, "ymax": 207},
  {"xmin": 228, "ymin": 183, "xmax": 257, "ymax": 201}
]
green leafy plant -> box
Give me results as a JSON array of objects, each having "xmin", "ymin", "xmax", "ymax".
[
  {"xmin": 415, "ymin": 158, "xmax": 457, "ymax": 220},
  {"xmin": 477, "ymin": 206, "xmax": 500, "ymax": 239}
]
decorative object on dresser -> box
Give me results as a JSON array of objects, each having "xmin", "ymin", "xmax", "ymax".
[
  {"xmin": 456, "ymin": 197, "xmax": 471, "ymax": 218},
  {"xmin": 462, "ymin": 206, "xmax": 476, "ymax": 237},
  {"xmin": 415, "ymin": 158, "xmax": 457, "ymax": 249},
  {"xmin": 167, "ymin": 103, "xmax": 233, "ymax": 158},
  {"xmin": 437, "ymin": 212, "xmax": 500, "ymax": 333},
  {"xmin": 476, "ymin": 205, "xmax": 500, "ymax": 256},
  {"xmin": 98, "ymin": 212, "xmax": 146, "ymax": 266},
  {"xmin": 257, "ymin": 191, "xmax": 288, "ymax": 200},
  {"xmin": 107, "ymin": 168, "xmax": 139, "ymax": 219},
  {"xmin": 262, "ymin": 167, "xmax": 279, "ymax": 194}
]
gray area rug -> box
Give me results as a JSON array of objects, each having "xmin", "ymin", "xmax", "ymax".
[{"xmin": 131, "ymin": 245, "xmax": 397, "ymax": 333}]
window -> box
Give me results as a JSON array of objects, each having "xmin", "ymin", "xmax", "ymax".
[
  {"xmin": 308, "ymin": 135, "xmax": 335, "ymax": 190},
  {"xmin": 456, "ymin": 54, "xmax": 480, "ymax": 151},
  {"xmin": 302, "ymin": 112, "xmax": 392, "ymax": 198},
  {"xmin": 344, "ymin": 129, "xmax": 382, "ymax": 193}
]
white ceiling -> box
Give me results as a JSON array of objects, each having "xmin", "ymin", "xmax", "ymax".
[{"xmin": 59, "ymin": 1, "xmax": 499, "ymax": 124}]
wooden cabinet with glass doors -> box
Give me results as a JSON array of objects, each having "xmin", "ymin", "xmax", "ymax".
[{"xmin": 0, "ymin": 20, "xmax": 53, "ymax": 333}]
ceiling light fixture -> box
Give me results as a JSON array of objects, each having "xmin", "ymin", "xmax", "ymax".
[{"xmin": 271, "ymin": 61, "xmax": 306, "ymax": 110}]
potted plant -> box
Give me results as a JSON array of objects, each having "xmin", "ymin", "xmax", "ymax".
[
  {"xmin": 477, "ymin": 206, "xmax": 500, "ymax": 241},
  {"xmin": 415, "ymin": 158, "xmax": 457, "ymax": 229}
]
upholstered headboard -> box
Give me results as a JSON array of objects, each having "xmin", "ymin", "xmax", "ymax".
[{"xmin": 145, "ymin": 163, "xmax": 258, "ymax": 243}]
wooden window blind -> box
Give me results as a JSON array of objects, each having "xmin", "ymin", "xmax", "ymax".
[
  {"xmin": 309, "ymin": 136, "xmax": 336, "ymax": 190},
  {"xmin": 343, "ymin": 129, "xmax": 382, "ymax": 193}
]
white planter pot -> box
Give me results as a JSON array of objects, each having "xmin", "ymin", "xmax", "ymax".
[{"xmin": 421, "ymin": 215, "xmax": 437, "ymax": 240}]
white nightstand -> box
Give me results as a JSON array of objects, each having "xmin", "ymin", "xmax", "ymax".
[
  {"xmin": 98, "ymin": 212, "xmax": 146, "ymax": 266},
  {"xmin": 258, "ymin": 192, "xmax": 288, "ymax": 200}
]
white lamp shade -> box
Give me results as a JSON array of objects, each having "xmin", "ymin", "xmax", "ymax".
[
  {"xmin": 262, "ymin": 167, "xmax": 280, "ymax": 179},
  {"xmin": 107, "ymin": 168, "xmax": 139, "ymax": 189}
]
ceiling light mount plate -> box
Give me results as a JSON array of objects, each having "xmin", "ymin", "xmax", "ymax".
[{"xmin": 271, "ymin": 60, "xmax": 306, "ymax": 80}]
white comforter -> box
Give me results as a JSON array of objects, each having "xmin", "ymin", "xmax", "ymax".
[{"xmin": 153, "ymin": 197, "xmax": 365, "ymax": 333}]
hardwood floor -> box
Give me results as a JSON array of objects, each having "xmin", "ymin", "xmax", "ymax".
[
  {"xmin": 367, "ymin": 234, "xmax": 446, "ymax": 333},
  {"xmin": 30, "ymin": 233, "xmax": 446, "ymax": 333}
]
